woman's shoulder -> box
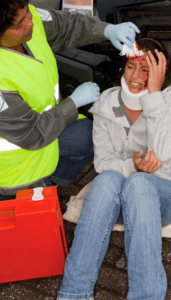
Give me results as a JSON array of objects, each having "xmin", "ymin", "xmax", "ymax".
[
  {"xmin": 162, "ymin": 85, "xmax": 171, "ymax": 104},
  {"xmin": 100, "ymin": 86, "xmax": 120, "ymax": 100},
  {"xmin": 89, "ymin": 86, "xmax": 121, "ymax": 114}
]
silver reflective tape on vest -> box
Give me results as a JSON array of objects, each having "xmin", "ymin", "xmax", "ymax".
[
  {"xmin": 44, "ymin": 104, "xmax": 53, "ymax": 112},
  {"xmin": 0, "ymin": 102, "xmax": 54, "ymax": 152},
  {"xmin": 54, "ymin": 83, "xmax": 59, "ymax": 101},
  {"xmin": 39, "ymin": 104, "xmax": 53, "ymax": 114},
  {"xmin": 0, "ymin": 139, "xmax": 21, "ymax": 151}
]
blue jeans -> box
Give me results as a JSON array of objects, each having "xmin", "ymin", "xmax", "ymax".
[{"xmin": 57, "ymin": 170, "xmax": 171, "ymax": 300}]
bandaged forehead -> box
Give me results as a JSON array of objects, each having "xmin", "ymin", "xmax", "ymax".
[{"xmin": 120, "ymin": 42, "xmax": 144, "ymax": 58}]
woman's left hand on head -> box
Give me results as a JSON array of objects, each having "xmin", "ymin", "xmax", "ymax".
[{"xmin": 146, "ymin": 49, "xmax": 167, "ymax": 93}]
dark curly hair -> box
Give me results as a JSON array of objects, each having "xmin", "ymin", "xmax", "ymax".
[
  {"xmin": 0, "ymin": 0, "xmax": 29, "ymax": 39},
  {"xmin": 114, "ymin": 38, "xmax": 171, "ymax": 91}
]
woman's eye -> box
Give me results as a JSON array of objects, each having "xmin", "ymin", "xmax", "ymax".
[{"xmin": 143, "ymin": 69, "xmax": 149, "ymax": 73}]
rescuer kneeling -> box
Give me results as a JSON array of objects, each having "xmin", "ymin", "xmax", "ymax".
[{"xmin": 0, "ymin": 0, "xmax": 139, "ymax": 199}]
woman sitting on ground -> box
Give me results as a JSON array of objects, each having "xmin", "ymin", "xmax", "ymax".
[{"xmin": 57, "ymin": 38, "xmax": 171, "ymax": 300}]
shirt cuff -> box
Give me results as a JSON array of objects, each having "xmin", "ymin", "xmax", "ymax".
[
  {"xmin": 58, "ymin": 97, "xmax": 78, "ymax": 126},
  {"xmin": 92, "ymin": 21, "xmax": 109, "ymax": 42},
  {"xmin": 123, "ymin": 158, "xmax": 137, "ymax": 178}
]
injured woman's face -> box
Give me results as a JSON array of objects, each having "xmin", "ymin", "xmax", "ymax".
[{"xmin": 124, "ymin": 53, "xmax": 149, "ymax": 94}]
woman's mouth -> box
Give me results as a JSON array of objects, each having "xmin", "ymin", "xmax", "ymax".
[{"xmin": 130, "ymin": 82, "xmax": 141, "ymax": 88}]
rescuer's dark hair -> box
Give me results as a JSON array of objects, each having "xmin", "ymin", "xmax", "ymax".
[
  {"xmin": 114, "ymin": 38, "xmax": 171, "ymax": 90},
  {"xmin": 0, "ymin": 0, "xmax": 29, "ymax": 39}
]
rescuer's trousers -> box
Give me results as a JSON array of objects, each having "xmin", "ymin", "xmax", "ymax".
[{"xmin": 46, "ymin": 118, "xmax": 94, "ymax": 187}]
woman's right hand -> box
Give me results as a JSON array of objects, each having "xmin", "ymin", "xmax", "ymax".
[{"xmin": 133, "ymin": 148, "xmax": 161, "ymax": 173}]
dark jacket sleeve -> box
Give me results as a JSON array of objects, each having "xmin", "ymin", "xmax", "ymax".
[
  {"xmin": 42, "ymin": 9, "xmax": 109, "ymax": 53},
  {"xmin": 0, "ymin": 92, "xmax": 78, "ymax": 150}
]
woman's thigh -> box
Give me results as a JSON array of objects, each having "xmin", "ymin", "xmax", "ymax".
[
  {"xmin": 122, "ymin": 172, "xmax": 171, "ymax": 227},
  {"xmin": 79, "ymin": 170, "xmax": 126, "ymax": 229},
  {"xmin": 144, "ymin": 174, "xmax": 171, "ymax": 226}
]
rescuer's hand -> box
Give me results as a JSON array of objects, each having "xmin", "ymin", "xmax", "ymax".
[
  {"xmin": 104, "ymin": 23, "xmax": 140, "ymax": 51},
  {"xmin": 133, "ymin": 148, "xmax": 161, "ymax": 173},
  {"xmin": 70, "ymin": 82, "xmax": 100, "ymax": 108}
]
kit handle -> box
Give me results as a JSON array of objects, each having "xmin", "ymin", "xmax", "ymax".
[{"xmin": 32, "ymin": 187, "xmax": 44, "ymax": 201}]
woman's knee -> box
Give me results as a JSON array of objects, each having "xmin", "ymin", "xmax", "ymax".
[
  {"xmin": 88, "ymin": 170, "xmax": 125, "ymax": 204},
  {"xmin": 124, "ymin": 172, "xmax": 155, "ymax": 188},
  {"xmin": 122, "ymin": 172, "xmax": 159, "ymax": 206},
  {"xmin": 81, "ymin": 171, "xmax": 124, "ymax": 222}
]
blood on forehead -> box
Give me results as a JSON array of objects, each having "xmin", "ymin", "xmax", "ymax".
[
  {"xmin": 129, "ymin": 55, "xmax": 147, "ymax": 65},
  {"xmin": 128, "ymin": 55, "xmax": 149, "ymax": 88}
]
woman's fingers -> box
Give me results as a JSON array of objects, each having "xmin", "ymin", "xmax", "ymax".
[
  {"xmin": 148, "ymin": 158, "xmax": 161, "ymax": 173},
  {"xmin": 134, "ymin": 149, "xmax": 161, "ymax": 173},
  {"xmin": 148, "ymin": 50, "xmax": 157, "ymax": 65},
  {"xmin": 146, "ymin": 50, "xmax": 166, "ymax": 93},
  {"xmin": 133, "ymin": 150, "xmax": 143, "ymax": 171},
  {"xmin": 147, "ymin": 154, "xmax": 160, "ymax": 173},
  {"xmin": 154, "ymin": 50, "xmax": 166, "ymax": 75},
  {"xmin": 140, "ymin": 149, "xmax": 154, "ymax": 171},
  {"xmin": 161, "ymin": 51, "xmax": 167, "ymax": 73},
  {"xmin": 133, "ymin": 149, "xmax": 161, "ymax": 173}
]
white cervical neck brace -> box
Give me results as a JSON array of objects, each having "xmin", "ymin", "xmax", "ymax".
[{"xmin": 121, "ymin": 76, "xmax": 149, "ymax": 111}]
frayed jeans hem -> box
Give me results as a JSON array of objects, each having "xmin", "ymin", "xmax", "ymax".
[{"xmin": 57, "ymin": 291, "xmax": 94, "ymax": 300}]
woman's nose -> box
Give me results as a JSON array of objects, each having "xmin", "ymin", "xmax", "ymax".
[{"xmin": 132, "ymin": 67, "xmax": 140, "ymax": 79}]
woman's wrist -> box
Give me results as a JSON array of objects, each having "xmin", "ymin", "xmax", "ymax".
[{"xmin": 148, "ymin": 89, "xmax": 161, "ymax": 94}]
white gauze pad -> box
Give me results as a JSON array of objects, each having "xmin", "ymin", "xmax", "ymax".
[{"xmin": 120, "ymin": 42, "xmax": 144, "ymax": 57}]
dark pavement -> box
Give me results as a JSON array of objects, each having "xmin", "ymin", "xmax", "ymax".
[{"xmin": 0, "ymin": 0, "xmax": 171, "ymax": 299}]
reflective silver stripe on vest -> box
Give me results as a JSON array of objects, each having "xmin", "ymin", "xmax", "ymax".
[
  {"xmin": 0, "ymin": 139, "xmax": 20, "ymax": 152},
  {"xmin": 54, "ymin": 83, "xmax": 59, "ymax": 101},
  {"xmin": 43, "ymin": 104, "xmax": 53, "ymax": 112},
  {"xmin": 0, "ymin": 101, "xmax": 55, "ymax": 151}
]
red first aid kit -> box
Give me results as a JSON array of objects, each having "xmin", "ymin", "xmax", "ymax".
[{"xmin": 0, "ymin": 186, "xmax": 68, "ymax": 283}]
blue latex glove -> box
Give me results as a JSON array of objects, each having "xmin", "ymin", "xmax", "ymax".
[
  {"xmin": 104, "ymin": 22, "xmax": 140, "ymax": 51},
  {"xmin": 70, "ymin": 82, "xmax": 100, "ymax": 108}
]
